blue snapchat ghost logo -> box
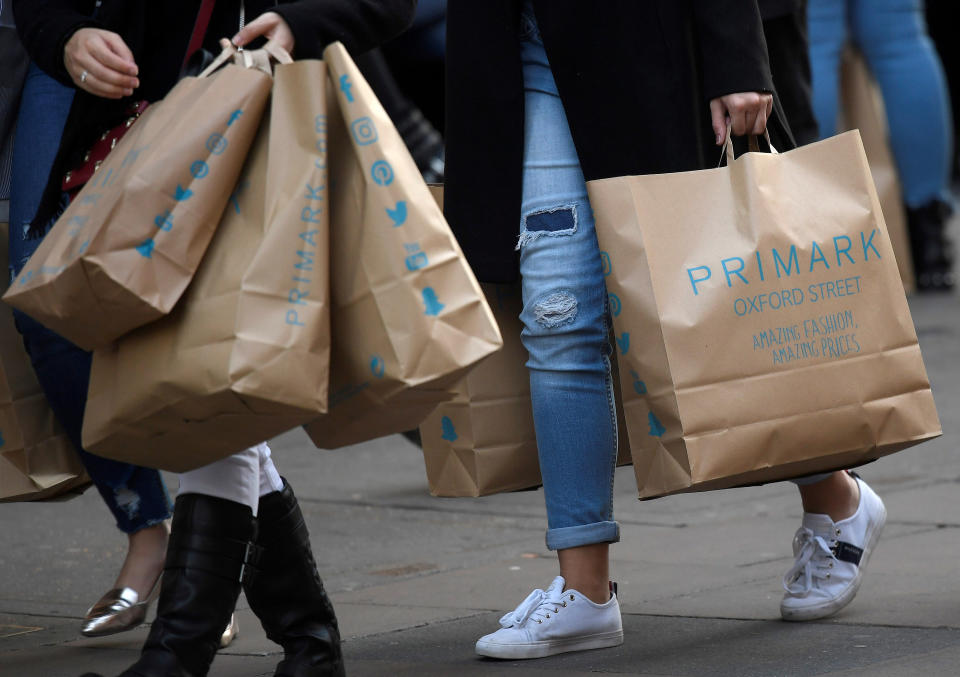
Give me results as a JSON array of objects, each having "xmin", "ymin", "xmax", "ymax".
[
  {"xmin": 136, "ymin": 238, "xmax": 155, "ymax": 258},
  {"xmin": 422, "ymin": 287, "xmax": 445, "ymax": 316},
  {"xmin": 440, "ymin": 416, "xmax": 458, "ymax": 442},
  {"xmin": 647, "ymin": 412, "xmax": 666, "ymax": 438},
  {"xmin": 630, "ymin": 371, "xmax": 647, "ymax": 395}
]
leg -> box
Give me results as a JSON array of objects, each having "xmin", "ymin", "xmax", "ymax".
[
  {"xmin": 244, "ymin": 447, "xmax": 345, "ymax": 676},
  {"xmin": 475, "ymin": 10, "xmax": 622, "ymax": 660},
  {"xmin": 781, "ymin": 471, "xmax": 886, "ymax": 621},
  {"xmin": 851, "ymin": 0, "xmax": 953, "ymax": 208},
  {"xmin": 851, "ymin": 0, "xmax": 955, "ymax": 289},
  {"xmin": 806, "ymin": 0, "xmax": 849, "ymax": 138},
  {"xmin": 10, "ymin": 63, "xmax": 173, "ymax": 636},
  {"xmin": 795, "ymin": 470, "xmax": 859, "ymax": 521},
  {"xmin": 99, "ymin": 448, "xmax": 263, "ymax": 677},
  {"xmin": 517, "ymin": 31, "xmax": 618, "ymax": 609}
]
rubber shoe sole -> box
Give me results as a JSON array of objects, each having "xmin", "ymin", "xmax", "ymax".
[{"xmin": 476, "ymin": 629, "xmax": 624, "ymax": 660}]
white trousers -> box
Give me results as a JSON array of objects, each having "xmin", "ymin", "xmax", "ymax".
[{"xmin": 177, "ymin": 442, "xmax": 284, "ymax": 515}]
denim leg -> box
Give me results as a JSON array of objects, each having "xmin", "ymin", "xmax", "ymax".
[
  {"xmin": 850, "ymin": 0, "xmax": 954, "ymax": 207},
  {"xmin": 807, "ymin": 0, "xmax": 848, "ymax": 138},
  {"xmin": 518, "ymin": 23, "xmax": 619, "ymax": 552},
  {"xmin": 9, "ymin": 64, "xmax": 172, "ymax": 533}
]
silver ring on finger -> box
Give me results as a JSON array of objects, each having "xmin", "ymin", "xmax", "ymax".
[{"xmin": 80, "ymin": 70, "xmax": 89, "ymax": 84}]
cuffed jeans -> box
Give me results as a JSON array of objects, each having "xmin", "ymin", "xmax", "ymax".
[
  {"xmin": 808, "ymin": 0, "xmax": 953, "ymax": 207},
  {"xmin": 518, "ymin": 11, "xmax": 619, "ymax": 552},
  {"xmin": 9, "ymin": 63, "xmax": 173, "ymax": 532}
]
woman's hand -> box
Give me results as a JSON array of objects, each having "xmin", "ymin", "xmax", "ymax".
[
  {"xmin": 232, "ymin": 12, "xmax": 295, "ymax": 54},
  {"xmin": 709, "ymin": 91, "xmax": 774, "ymax": 145},
  {"xmin": 64, "ymin": 28, "xmax": 140, "ymax": 99}
]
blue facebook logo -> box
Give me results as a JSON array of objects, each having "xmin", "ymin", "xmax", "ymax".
[{"xmin": 339, "ymin": 75, "xmax": 355, "ymax": 103}]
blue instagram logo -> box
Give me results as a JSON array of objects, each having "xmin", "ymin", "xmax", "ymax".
[
  {"xmin": 371, "ymin": 160, "xmax": 394, "ymax": 186},
  {"xmin": 351, "ymin": 117, "xmax": 378, "ymax": 146}
]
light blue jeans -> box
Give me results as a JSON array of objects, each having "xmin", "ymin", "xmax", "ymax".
[
  {"xmin": 518, "ymin": 12, "xmax": 619, "ymax": 551},
  {"xmin": 808, "ymin": 0, "xmax": 953, "ymax": 207}
]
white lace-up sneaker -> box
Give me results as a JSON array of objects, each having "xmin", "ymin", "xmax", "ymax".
[
  {"xmin": 780, "ymin": 474, "xmax": 886, "ymax": 621},
  {"xmin": 475, "ymin": 576, "xmax": 623, "ymax": 659}
]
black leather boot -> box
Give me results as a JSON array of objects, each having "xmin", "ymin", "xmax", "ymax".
[
  {"xmin": 109, "ymin": 494, "xmax": 257, "ymax": 677},
  {"xmin": 244, "ymin": 480, "xmax": 344, "ymax": 677},
  {"xmin": 907, "ymin": 200, "xmax": 955, "ymax": 291}
]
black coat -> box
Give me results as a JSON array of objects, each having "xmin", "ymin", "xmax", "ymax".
[
  {"xmin": 13, "ymin": 0, "xmax": 415, "ymax": 228},
  {"xmin": 443, "ymin": 0, "xmax": 777, "ymax": 283}
]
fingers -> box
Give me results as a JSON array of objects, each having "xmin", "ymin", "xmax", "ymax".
[
  {"xmin": 65, "ymin": 28, "xmax": 139, "ymax": 99},
  {"xmin": 711, "ymin": 91, "xmax": 775, "ymax": 139},
  {"xmin": 232, "ymin": 12, "xmax": 296, "ymax": 53},
  {"xmin": 232, "ymin": 13, "xmax": 278, "ymax": 48},
  {"xmin": 709, "ymin": 99, "xmax": 728, "ymax": 146},
  {"xmin": 100, "ymin": 31, "xmax": 137, "ymax": 75},
  {"xmin": 751, "ymin": 103, "xmax": 768, "ymax": 136}
]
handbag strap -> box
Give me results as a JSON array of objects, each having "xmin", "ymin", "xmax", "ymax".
[{"xmin": 182, "ymin": 0, "xmax": 218, "ymax": 70}]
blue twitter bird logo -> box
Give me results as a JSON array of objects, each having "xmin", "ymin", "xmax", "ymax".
[{"xmin": 386, "ymin": 201, "xmax": 407, "ymax": 227}]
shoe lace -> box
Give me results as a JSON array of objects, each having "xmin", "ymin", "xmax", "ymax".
[
  {"xmin": 782, "ymin": 526, "xmax": 837, "ymax": 595},
  {"xmin": 498, "ymin": 587, "xmax": 566, "ymax": 628}
]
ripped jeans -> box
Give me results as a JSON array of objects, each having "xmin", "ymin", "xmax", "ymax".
[
  {"xmin": 9, "ymin": 63, "xmax": 172, "ymax": 533},
  {"xmin": 517, "ymin": 21, "xmax": 619, "ymax": 551}
]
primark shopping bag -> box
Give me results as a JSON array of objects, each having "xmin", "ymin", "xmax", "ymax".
[
  {"xmin": 82, "ymin": 57, "xmax": 331, "ymax": 472},
  {"xmin": 0, "ymin": 224, "xmax": 88, "ymax": 501},
  {"xmin": 419, "ymin": 282, "xmax": 633, "ymax": 497},
  {"xmin": 3, "ymin": 46, "xmax": 271, "ymax": 350},
  {"xmin": 586, "ymin": 130, "xmax": 941, "ymax": 499},
  {"xmin": 302, "ymin": 43, "xmax": 502, "ymax": 449}
]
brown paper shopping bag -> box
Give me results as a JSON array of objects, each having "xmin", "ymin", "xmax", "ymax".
[
  {"xmin": 418, "ymin": 283, "xmax": 541, "ymax": 496},
  {"xmin": 81, "ymin": 58, "xmax": 331, "ymax": 472},
  {"xmin": 587, "ymin": 130, "xmax": 941, "ymax": 499},
  {"xmin": 840, "ymin": 47, "xmax": 915, "ymax": 292},
  {"xmin": 1, "ymin": 224, "xmax": 88, "ymax": 501},
  {"xmin": 420, "ymin": 282, "xmax": 633, "ymax": 497},
  {"xmin": 3, "ymin": 49, "xmax": 272, "ymax": 350},
  {"xmin": 302, "ymin": 43, "xmax": 502, "ymax": 449}
]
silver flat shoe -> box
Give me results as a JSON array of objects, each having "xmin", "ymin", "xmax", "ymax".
[
  {"xmin": 80, "ymin": 587, "xmax": 149, "ymax": 637},
  {"xmin": 220, "ymin": 613, "xmax": 239, "ymax": 648}
]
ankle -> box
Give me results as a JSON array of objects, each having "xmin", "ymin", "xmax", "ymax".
[
  {"xmin": 799, "ymin": 472, "xmax": 860, "ymax": 523},
  {"xmin": 115, "ymin": 523, "xmax": 169, "ymax": 597},
  {"xmin": 563, "ymin": 579, "xmax": 611, "ymax": 605}
]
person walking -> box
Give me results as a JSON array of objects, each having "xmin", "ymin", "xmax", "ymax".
[
  {"xmin": 13, "ymin": 1, "xmax": 415, "ymax": 675},
  {"xmin": 442, "ymin": 0, "xmax": 886, "ymax": 660},
  {"xmin": 4, "ymin": 0, "xmax": 177, "ymax": 642}
]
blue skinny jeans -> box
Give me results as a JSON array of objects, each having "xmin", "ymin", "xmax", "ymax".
[
  {"xmin": 518, "ymin": 12, "xmax": 620, "ymax": 551},
  {"xmin": 9, "ymin": 63, "xmax": 172, "ymax": 533},
  {"xmin": 807, "ymin": 0, "xmax": 953, "ymax": 207}
]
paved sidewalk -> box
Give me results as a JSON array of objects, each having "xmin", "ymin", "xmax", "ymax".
[{"xmin": 2, "ymin": 290, "xmax": 959, "ymax": 676}]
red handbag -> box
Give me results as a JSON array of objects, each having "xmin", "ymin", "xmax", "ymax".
[{"xmin": 61, "ymin": 0, "xmax": 218, "ymax": 198}]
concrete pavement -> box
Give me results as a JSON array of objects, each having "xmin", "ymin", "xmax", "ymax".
[{"xmin": 2, "ymin": 292, "xmax": 959, "ymax": 676}]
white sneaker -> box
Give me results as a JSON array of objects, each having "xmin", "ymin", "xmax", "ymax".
[
  {"xmin": 475, "ymin": 576, "xmax": 624, "ymax": 660},
  {"xmin": 780, "ymin": 474, "xmax": 886, "ymax": 621}
]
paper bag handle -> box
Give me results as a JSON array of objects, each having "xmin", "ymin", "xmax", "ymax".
[
  {"xmin": 719, "ymin": 123, "xmax": 779, "ymax": 166},
  {"xmin": 198, "ymin": 40, "xmax": 295, "ymax": 79}
]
